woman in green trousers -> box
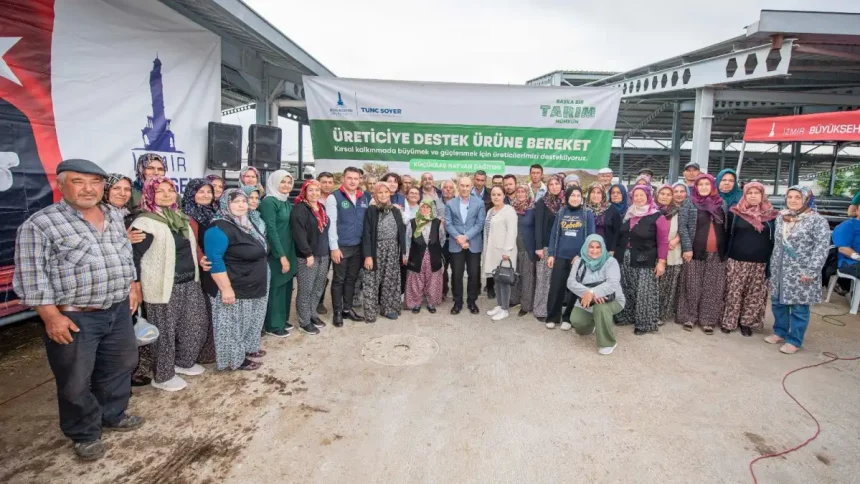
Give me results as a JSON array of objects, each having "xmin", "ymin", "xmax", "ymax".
[{"xmin": 259, "ymin": 170, "xmax": 298, "ymax": 337}]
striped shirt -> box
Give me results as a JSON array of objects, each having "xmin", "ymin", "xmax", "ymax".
[{"xmin": 13, "ymin": 201, "xmax": 135, "ymax": 308}]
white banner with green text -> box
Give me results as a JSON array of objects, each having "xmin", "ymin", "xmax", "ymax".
[{"xmin": 304, "ymin": 77, "xmax": 621, "ymax": 177}]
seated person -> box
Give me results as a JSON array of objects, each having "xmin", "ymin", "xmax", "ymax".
[{"xmin": 832, "ymin": 213, "xmax": 860, "ymax": 280}]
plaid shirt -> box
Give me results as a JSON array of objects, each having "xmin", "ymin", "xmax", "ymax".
[{"xmin": 13, "ymin": 201, "xmax": 135, "ymax": 308}]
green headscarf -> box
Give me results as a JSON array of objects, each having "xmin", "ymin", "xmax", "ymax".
[
  {"xmin": 580, "ymin": 234, "xmax": 610, "ymax": 272},
  {"xmin": 412, "ymin": 198, "xmax": 436, "ymax": 239}
]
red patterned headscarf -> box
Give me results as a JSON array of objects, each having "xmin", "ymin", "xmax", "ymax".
[
  {"xmin": 294, "ymin": 179, "xmax": 328, "ymax": 233},
  {"xmin": 140, "ymin": 176, "xmax": 178, "ymax": 213}
]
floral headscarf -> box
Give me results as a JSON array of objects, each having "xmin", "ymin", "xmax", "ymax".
[
  {"xmin": 139, "ymin": 176, "xmax": 190, "ymax": 238},
  {"xmin": 241, "ymin": 185, "xmax": 265, "ymax": 234},
  {"xmin": 133, "ymin": 153, "xmax": 165, "ymax": 191},
  {"xmin": 293, "ymin": 179, "xmax": 328, "ymax": 233},
  {"xmin": 691, "ymin": 173, "xmax": 724, "ymax": 223},
  {"xmin": 716, "ymin": 168, "xmax": 743, "ymax": 209},
  {"xmin": 103, "ymin": 173, "xmax": 133, "ymax": 213},
  {"xmin": 511, "ymin": 185, "xmax": 535, "ymax": 215},
  {"xmin": 781, "ymin": 185, "xmax": 816, "ymax": 223},
  {"xmin": 655, "ymin": 184, "xmax": 680, "ymax": 220},
  {"xmin": 412, "ymin": 198, "xmax": 437, "ymax": 238},
  {"xmin": 239, "ymin": 166, "xmax": 262, "ymax": 190},
  {"xmin": 634, "ymin": 173, "xmax": 652, "ymax": 186},
  {"xmin": 623, "ymin": 184, "xmax": 659, "ymax": 224},
  {"xmin": 731, "ymin": 181, "xmax": 778, "ymax": 232},
  {"xmin": 585, "ymin": 182, "xmax": 609, "ymax": 216},
  {"xmin": 215, "ymin": 188, "xmax": 266, "ymax": 246},
  {"xmin": 541, "ymin": 174, "xmax": 565, "ymax": 214},
  {"xmin": 181, "ymin": 178, "xmax": 216, "ymax": 227},
  {"xmin": 205, "ymin": 174, "xmax": 225, "ymax": 200}
]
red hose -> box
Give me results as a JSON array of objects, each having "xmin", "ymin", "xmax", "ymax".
[{"xmin": 749, "ymin": 352, "xmax": 859, "ymax": 483}]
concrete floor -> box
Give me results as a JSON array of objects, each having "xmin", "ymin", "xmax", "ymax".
[{"xmin": 1, "ymin": 293, "xmax": 859, "ymax": 484}]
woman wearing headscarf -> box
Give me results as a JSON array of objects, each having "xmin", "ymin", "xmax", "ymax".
[
  {"xmin": 608, "ymin": 184, "xmax": 629, "ymax": 250},
  {"xmin": 132, "ymin": 153, "xmax": 167, "ymax": 206},
  {"xmin": 716, "ymin": 168, "xmax": 743, "ymax": 210},
  {"xmin": 204, "ymin": 189, "xmax": 270, "ymax": 371},
  {"xmin": 765, "ymin": 186, "xmax": 829, "ymax": 354},
  {"xmin": 720, "ymin": 181, "xmax": 778, "ymax": 336},
  {"xmin": 241, "ymin": 186, "xmax": 266, "ymax": 236},
  {"xmin": 483, "ymin": 186, "xmax": 519, "ymax": 322},
  {"xmin": 533, "ymin": 174, "xmax": 565, "ymax": 321},
  {"xmin": 655, "ymin": 184, "xmax": 683, "ymax": 323},
  {"xmin": 181, "ymin": 179, "xmax": 218, "ymax": 363},
  {"xmin": 104, "ymin": 173, "xmax": 150, "ymax": 385},
  {"xmin": 509, "ymin": 185, "xmax": 537, "ymax": 317},
  {"xmin": 405, "ymin": 198, "xmax": 445, "ymax": 313},
  {"xmin": 238, "ymin": 166, "xmax": 265, "ymax": 194},
  {"xmin": 291, "ymin": 180, "xmax": 330, "ymax": 335},
  {"xmin": 568, "ymin": 235, "xmax": 625, "ymax": 354},
  {"xmin": 676, "ymin": 174, "xmax": 728, "ymax": 334},
  {"xmin": 131, "ymin": 177, "xmax": 210, "ymax": 391},
  {"xmin": 546, "ymin": 185, "xmax": 595, "ymax": 329},
  {"xmin": 614, "ymin": 185, "xmax": 668, "ymax": 334},
  {"xmin": 258, "ymin": 170, "xmax": 298, "ymax": 338},
  {"xmin": 586, "ymin": 182, "xmax": 622, "ymax": 252},
  {"xmin": 205, "ymin": 174, "xmax": 225, "ymax": 201},
  {"xmin": 362, "ymin": 182, "xmax": 407, "ymax": 322}
]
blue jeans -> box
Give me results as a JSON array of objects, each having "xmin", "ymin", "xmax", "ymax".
[
  {"xmin": 770, "ymin": 299, "xmax": 811, "ymax": 347},
  {"xmin": 43, "ymin": 299, "xmax": 137, "ymax": 442}
]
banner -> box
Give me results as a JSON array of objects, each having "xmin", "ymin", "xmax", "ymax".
[
  {"xmin": 744, "ymin": 110, "xmax": 860, "ymax": 142},
  {"xmin": 304, "ymin": 77, "xmax": 621, "ymax": 176},
  {"xmin": 0, "ymin": 0, "xmax": 220, "ymax": 312}
]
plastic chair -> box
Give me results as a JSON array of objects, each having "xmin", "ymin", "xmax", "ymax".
[{"xmin": 826, "ymin": 270, "xmax": 860, "ymax": 315}]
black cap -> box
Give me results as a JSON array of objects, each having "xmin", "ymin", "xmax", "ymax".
[
  {"xmin": 684, "ymin": 161, "xmax": 700, "ymax": 170},
  {"xmin": 638, "ymin": 168, "xmax": 654, "ymax": 176},
  {"xmin": 56, "ymin": 159, "xmax": 108, "ymax": 178}
]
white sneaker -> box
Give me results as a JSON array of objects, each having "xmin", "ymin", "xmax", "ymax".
[
  {"xmin": 151, "ymin": 375, "xmax": 188, "ymax": 392},
  {"xmin": 546, "ymin": 322, "xmax": 556, "ymax": 329},
  {"xmin": 560, "ymin": 322, "xmax": 572, "ymax": 331},
  {"xmin": 174, "ymin": 364, "xmax": 205, "ymax": 376},
  {"xmin": 486, "ymin": 305, "xmax": 502, "ymax": 316},
  {"xmin": 491, "ymin": 310, "xmax": 509, "ymax": 321},
  {"xmin": 598, "ymin": 344, "xmax": 617, "ymax": 355}
]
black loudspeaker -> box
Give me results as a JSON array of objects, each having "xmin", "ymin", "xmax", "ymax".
[
  {"xmin": 248, "ymin": 124, "xmax": 282, "ymax": 170},
  {"xmin": 207, "ymin": 122, "xmax": 242, "ymax": 170}
]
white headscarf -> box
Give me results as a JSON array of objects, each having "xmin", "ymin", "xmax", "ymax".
[{"xmin": 266, "ymin": 169, "xmax": 293, "ymax": 202}]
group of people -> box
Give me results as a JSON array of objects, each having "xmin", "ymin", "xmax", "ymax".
[{"xmin": 12, "ymin": 153, "xmax": 836, "ymax": 461}]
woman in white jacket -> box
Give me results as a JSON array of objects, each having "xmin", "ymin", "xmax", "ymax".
[{"xmin": 484, "ymin": 186, "xmax": 519, "ymax": 321}]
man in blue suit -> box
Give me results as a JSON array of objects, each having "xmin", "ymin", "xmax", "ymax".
[{"xmin": 445, "ymin": 176, "xmax": 486, "ymax": 315}]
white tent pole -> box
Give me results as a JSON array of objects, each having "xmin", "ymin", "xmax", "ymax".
[{"xmin": 735, "ymin": 141, "xmax": 747, "ymax": 176}]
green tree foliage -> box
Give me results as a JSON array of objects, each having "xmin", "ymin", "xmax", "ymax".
[{"xmin": 816, "ymin": 166, "xmax": 860, "ymax": 197}]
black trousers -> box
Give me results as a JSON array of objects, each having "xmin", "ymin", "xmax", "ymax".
[
  {"xmin": 442, "ymin": 243, "xmax": 451, "ymax": 297},
  {"xmin": 546, "ymin": 257, "xmax": 574, "ymax": 323},
  {"xmin": 450, "ymin": 250, "xmax": 481, "ymax": 306},
  {"xmin": 332, "ymin": 244, "xmax": 362, "ymax": 313},
  {"xmin": 318, "ymin": 258, "xmax": 331, "ymax": 307},
  {"xmin": 43, "ymin": 298, "xmax": 137, "ymax": 443}
]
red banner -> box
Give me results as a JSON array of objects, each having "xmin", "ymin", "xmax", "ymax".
[{"xmin": 744, "ymin": 110, "xmax": 860, "ymax": 142}]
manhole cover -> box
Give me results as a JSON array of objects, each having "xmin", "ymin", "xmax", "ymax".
[{"xmin": 362, "ymin": 334, "xmax": 439, "ymax": 366}]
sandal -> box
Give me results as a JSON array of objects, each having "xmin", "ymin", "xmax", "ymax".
[
  {"xmin": 246, "ymin": 350, "xmax": 266, "ymax": 358},
  {"xmin": 703, "ymin": 326, "xmax": 714, "ymax": 335},
  {"xmin": 682, "ymin": 323, "xmax": 694, "ymax": 332},
  {"xmin": 238, "ymin": 359, "xmax": 262, "ymax": 371}
]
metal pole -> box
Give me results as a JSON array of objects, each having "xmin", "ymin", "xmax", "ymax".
[
  {"xmin": 828, "ymin": 143, "xmax": 840, "ymax": 196},
  {"xmin": 669, "ymin": 101, "xmax": 682, "ymax": 182},
  {"xmin": 735, "ymin": 141, "xmax": 746, "ymax": 175},
  {"xmin": 720, "ymin": 140, "xmax": 726, "ymax": 171},
  {"xmin": 618, "ymin": 140, "xmax": 625, "ymax": 182},
  {"xmin": 773, "ymin": 143, "xmax": 782, "ymax": 195},
  {"xmin": 297, "ymin": 122, "xmax": 304, "ymax": 179},
  {"xmin": 788, "ymin": 107, "xmax": 802, "ymax": 186}
]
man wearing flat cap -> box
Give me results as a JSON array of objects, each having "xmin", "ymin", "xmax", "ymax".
[
  {"xmin": 13, "ymin": 159, "xmax": 144, "ymax": 461},
  {"xmin": 597, "ymin": 167, "xmax": 613, "ymax": 191},
  {"xmin": 683, "ymin": 161, "xmax": 701, "ymax": 188}
]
